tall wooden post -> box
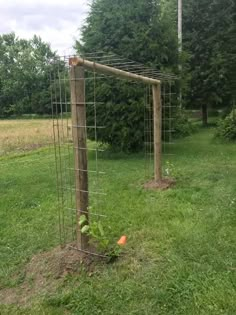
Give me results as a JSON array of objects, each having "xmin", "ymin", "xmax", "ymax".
[
  {"xmin": 70, "ymin": 65, "xmax": 89, "ymax": 250},
  {"xmin": 152, "ymin": 83, "xmax": 162, "ymax": 182}
]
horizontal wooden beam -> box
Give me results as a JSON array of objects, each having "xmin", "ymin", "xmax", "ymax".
[{"xmin": 69, "ymin": 57, "xmax": 160, "ymax": 85}]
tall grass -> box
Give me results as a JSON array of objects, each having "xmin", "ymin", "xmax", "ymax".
[{"xmin": 0, "ymin": 119, "xmax": 55, "ymax": 156}]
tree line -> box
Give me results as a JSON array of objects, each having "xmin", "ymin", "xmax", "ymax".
[
  {"xmin": 0, "ymin": 0, "xmax": 235, "ymax": 145},
  {"xmin": 0, "ymin": 33, "xmax": 56, "ymax": 116}
]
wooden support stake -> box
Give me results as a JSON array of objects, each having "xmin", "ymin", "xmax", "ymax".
[
  {"xmin": 152, "ymin": 83, "xmax": 162, "ymax": 182},
  {"xmin": 70, "ymin": 66, "xmax": 89, "ymax": 250}
]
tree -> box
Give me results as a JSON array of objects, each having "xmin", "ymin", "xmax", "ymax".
[
  {"xmin": 183, "ymin": 0, "xmax": 236, "ymax": 125},
  {"xmin": 0, "ymin": 33, "xmax": 57, "ymax": 116},
  {"xmin": 76, "ymin": 0, "xmax": 179, "ymax": 151},
  {"xmin": 78, "ymin": 0, "xmax": 178, "ymax": 68},
  {"xmin": 223, "ymin": 0, "xmax": 236, "ymax": 104}
]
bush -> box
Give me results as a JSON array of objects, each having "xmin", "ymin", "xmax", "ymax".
[
  {"xmin": 171, "ymin": 110, "xmax": 196, "ymax": 138},
  {"xmin": 215, "ymin": 110, "xmax": 236, "ymax": 141}
]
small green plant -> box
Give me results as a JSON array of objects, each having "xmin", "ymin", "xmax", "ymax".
[
  {"xmin": 164, "ymin": 161, "xmax": 179, "ymax": 178},
  {"xmin": 164, "ymin": 161, "xmax": 173, "ymax": 177},
  {"xmin": 79, "ymin": 214, "xmax": 121, "ymax": 260}
]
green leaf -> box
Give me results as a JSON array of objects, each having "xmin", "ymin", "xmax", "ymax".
[
  {"xmin": 79, "ymin": 215, "xmax": 88, "ymax": 226},
  {"xmin": 81, "ymin": 225, "xmax": 90, "ymax": 234},
  {"xmin": 98, "ymin": 221, "xmax": 105, "ymax": 237}
]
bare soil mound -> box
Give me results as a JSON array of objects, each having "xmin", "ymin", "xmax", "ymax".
[
  {"xmin": 0, "ymin": 244, "xmax": 100, "ymax": 305},
  {"xmin": 143, "ymin": 178, "xmax": 175, "ymax": 190}
]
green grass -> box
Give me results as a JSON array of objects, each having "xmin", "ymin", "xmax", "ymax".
[{"xmin": 0, "ymin": 128, "xmax": 236, "ymax": 314}]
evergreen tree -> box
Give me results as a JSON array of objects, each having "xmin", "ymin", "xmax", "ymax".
[
  {"xmin": 76, "ymin": 0, "xmax": 179, "ymax": 151},
  {"xmin": 77, "ymin": 0, "xmax": 178, "ymax": 68},
  {"xmin": 183, "ymin": 0, "xmax": 236, "ymax": 125}
]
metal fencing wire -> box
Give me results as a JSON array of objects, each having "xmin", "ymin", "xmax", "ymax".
[
  {"xmin": 51, "ymin": 53, "xmax": 178, "ymax": 253},
  {"xmin": 144, "ymin": 81, "xmax": 177, "ymax": 180},
  {"xmin": 51, "ymin": 57, "xmax": 109, "ymax": 254}
]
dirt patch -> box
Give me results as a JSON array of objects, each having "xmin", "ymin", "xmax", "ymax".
[
  {"xmin": 143, "ymin": 178, "xmax": 175, "ymax": 190},
  {"xmin": 0, "ymin": 244, "xmax": 102, "ymax": 306}
]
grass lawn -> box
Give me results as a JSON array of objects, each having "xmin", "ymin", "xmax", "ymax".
[{"xmin": 0, "ymin": 121, "xmax": 235, "ymax": 314}]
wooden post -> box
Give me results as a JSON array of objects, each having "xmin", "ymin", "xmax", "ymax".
[
  {"xmin": 69, "ymin": 57, "xmax": 160, "ymax": 85},
  {"xmin": 70, "ymin": 65, "xmax": 89, "ymax": 250},
  {"xmin": 152, "ymin": 83, "xmax": 162, "ymax": 182}
]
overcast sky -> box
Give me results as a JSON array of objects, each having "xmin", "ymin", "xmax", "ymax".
[{"xmin": 0, "ymin": 0, "xmax": 90, "ymax": 55}]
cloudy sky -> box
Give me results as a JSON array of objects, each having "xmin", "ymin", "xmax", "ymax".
[{"xmin": 0, "ymin": 0, "xmax": 90, "ymax": 55}]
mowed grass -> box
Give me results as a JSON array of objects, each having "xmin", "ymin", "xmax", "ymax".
[{"xmin": 0, "ymin": 121, "xmax": 236, "ymax": 314}]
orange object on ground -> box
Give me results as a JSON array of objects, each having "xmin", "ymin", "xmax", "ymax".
[{"xmin": 117, "ymin": 235, "xmax": 127, "ymax": 245}]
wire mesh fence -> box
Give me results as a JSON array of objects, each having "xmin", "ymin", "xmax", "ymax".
[
  {"xmin": 50, "ymin": 53, "xmax": 178, "ymax": 254},
  {"xmin": 0, "ymin": 52, "xmax": 178, "ymax": 258}
]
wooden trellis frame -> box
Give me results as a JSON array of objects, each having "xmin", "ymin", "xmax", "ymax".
[{"xmin": 69, "ymin": 57, "xmax": 163, "ymax": 250}]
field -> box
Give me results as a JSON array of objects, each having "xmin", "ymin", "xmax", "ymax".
[
  {"xmin": 0, "ymin": 119, "xmax": 236, "ymax": 314},
  {"xmin": 0, "ymin": 119, "xmax": 54, "ymax": 156}
]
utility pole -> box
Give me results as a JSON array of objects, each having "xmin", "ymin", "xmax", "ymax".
[
  {"xmin": 178, "ymin": 0, "xmax": 182, "ymax": 54},
  {"xmin": 178, "ymin": 0, "xmax": 183, "ymax": 107}
]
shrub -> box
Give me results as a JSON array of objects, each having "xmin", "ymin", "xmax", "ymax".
[
  {"xmin": 171, "ymin": 110, "xmax": 196, "ymax": 138},
  {"xmin": 215, "ymin": 110, "xmax": 236, "ymax": 141}
]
